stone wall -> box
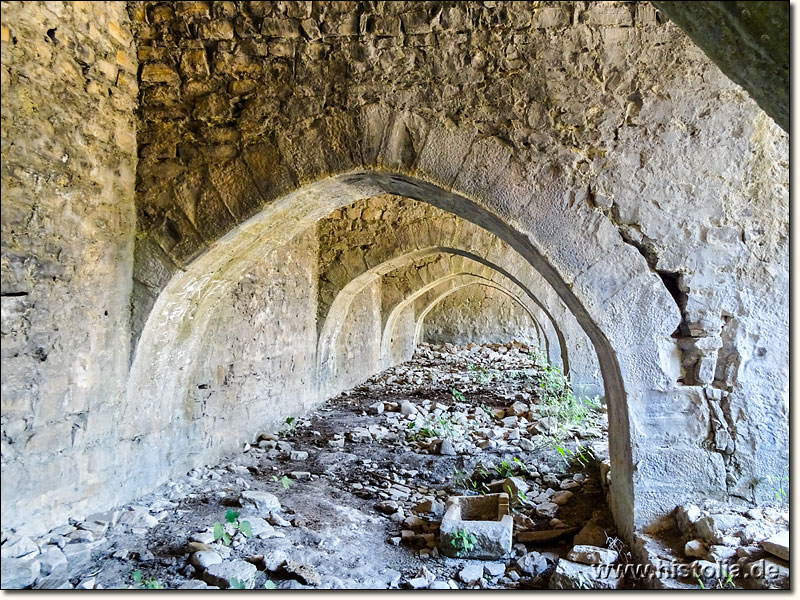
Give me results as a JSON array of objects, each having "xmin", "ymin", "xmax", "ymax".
[
  {"xmin": 422, "ymin": 284, "xmax": 540, "ymax": 347},
  {"xmin": 1, "ymin": 2, "xmax": 138, "ymax": 535},
  {"xmin": 188, "ymin": 229, "xmax": 319, "ymax": 458}
]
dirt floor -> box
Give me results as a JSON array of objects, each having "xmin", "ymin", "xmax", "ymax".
[{"xmin": 3, "ymin": 343, "xmax": 787, "ymax": 590}]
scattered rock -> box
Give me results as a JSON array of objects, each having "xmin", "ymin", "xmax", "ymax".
[
  {"xmin": 0, "ymin": 556, "xmax": 40, "ymax": 589},
  {"xmin": 761, "ymin": 530, "xmax": 788, "ymax": 561},
  {"xmin": 567, "ymin": 545, "xmax": 618, "ymax": 566},
  {"xmin": 458, "ymin": 563, "xmax": 484, "ymax": 584},
  {"xmin": 240, "ymin": 491, "xmax": 281, "ymax": 515},
  {"xmin": 684, "ymin": 539, "xmax": 707, "ymax": 559},
  {"xmin": 549, "ymin": 559, "xmax": 621, "ymax": 590},
  {"xmin": 283, "ymin": 560, "xmax": 322, "ymax": 586},
  {"xmin": 191, "ymin": 550, "xmax": 223, "ymax": 570},
  {"xmin": 484, "ymin": 562, "xmax": 506, "ymax": 577},
  {"xmin": 573, "ymin": 522, "xmax": 608, "ymax": 547},
  {"xmin": 517, "ymin": 551, "xmax": 549, "ymax": 576},
  {"xmin": 203, "ymin": 559, "xmax": 258, "ymax": 589}
]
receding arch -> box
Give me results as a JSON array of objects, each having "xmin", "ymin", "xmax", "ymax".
[
  {"xmin": 380, "ymin": 273, "xmax": 551, "ymax": 369},
  {"xmin": 412, "ymin": 280, "xmax": 542, "ymax": 349},
  {"xmin": 316, "ymin": 246, "xmax": 572, "ymax": 394}
]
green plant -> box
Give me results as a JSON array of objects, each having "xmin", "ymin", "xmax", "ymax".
[
  {"xmin": 132, "ymin": 570, "xmax": 164, "ymax": 590},
  {"xmin": 766, "ymin": 474, "xmax": 789, "ymax": 506},
  {"xmin": 450, "ymin": 529, "xmax": 477, "ymax": 557},
  {"xmin": 451, "ymin": 388, "xmax": 466, "ymax": 403},
  {"xmin": 551, "ymin": 439, "xmax": 595, "ymax": 468},
  {"xmin": 280, "ymin": 416, "xmax": 297, "ymax": 438},
  {"xmin": 229, "ymin": 577, "xmax": 250, "ymax": 589},
  {"xmin": 272, "ymin": 474, "xmax": 292, "ymax": 491},
  {"xmin": 494, "ymin": 460, "xmax": 516, "ymax": 478},
  {"xmin": 213, "ymin": 509, "xmax": 252, "ymax": 546}
]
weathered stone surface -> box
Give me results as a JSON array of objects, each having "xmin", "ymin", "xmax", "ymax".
[
  {"xmin": 567, "ymin": 545, "xmax": 618, "ymax": 566},
  {"xmin": 549, "ymin": 559, "xmax": 621, "ymax": 590},
  {"xmin": 191, "ymin": 550, "xmax": 222, "ymax": 570},
  {"xmin": 517, "ymin": 551, "xmax": 549, "ymax": 576},
  {"xmin": 573, "ymin": 522, "xmax": 609, "ymax": 547},
  {"xmin": 240, "ymin": 491, "xmax": 281, "ymax": 515},
  {"xmin": 0, "ymin": 556, "xmax": 40, "ymax": 589},
  {"xmin": 202, "ymin": 559, "xmax": 258, "ymax": 589},
  {"xmin": 0, "ymin": 0, "xmax": 789, "ymax": 551},
  {"xmin": 761, "ymin": 530, "xmax": 789, "ymax": 561},
  {"xmin": 439, "ymin": 494, "xmax": 513, "ymax": 560}
]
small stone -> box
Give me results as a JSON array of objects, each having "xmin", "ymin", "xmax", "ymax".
[
  {"xmin": 0, "ymin": 556, "xmax": 40, "ymax": 588},
  {"xmin": 240, "ymin": 491, "xmax": 281, "ymax": 515},
  {"xmin": 117, "ymin": 510, "xmax": 159, "ymax": 529},
  {"xmin": 573, "ymin": 522, "xmax": 609, "ymax": 547},
  {"xmin": 438, "ymin": 439, "xmax": 456, "ymax": 455},
  {"xmin": 0, "ymin": 535, "xmax": 38, "ymax": 559},
  {"xmin": 458, "ymin": 563, "xmax": 484, "ymax": 584},
  {"xmin": 484, "ymin": 562, "xmax": 506, "ymax": 577},
  {"xmin": 268, "ymin": 513, "xmax": 291, "ymax": 527},
  {"xmin": 549, "ymin": 559, "xmax": 621, "ymax": 589},
  {"xmin": 289, "ymin": 471, "xmax": 311, "ymax": 480},
  {"xmin": 289, "ymin": 450, "xmax": 309, "ymax": 461},
  {"xmin": 761, "ymin": 530, "xmax": 789, "ymax": 561},
  {"xmin": 67, "ymin": 529, "xmax": 94, "ymax": 543},
  {"xmin": 38, "ymin": 547, "xmax": 67, "ymax": 576},
  {"xmin": 401, "ymin": 401, "xmax": 418, "ymax": 415},
  {"xmin": 535, "ymin": 502, "xmax": 559, "ymax": 519},
  {"xmin": 283, "ymin": 560, "xmax": 322, "ymax": 586},
  {"xmin": 177, "ymin": 580, "xmax": 210, "ymax": 589},
  {"xmin": 551, "ymin": 491, "xmax": 573, "ymax": 506},
  {"xmin": 203, "ymin": 559, "xmax": 258, "ymax": 589},
  {"xmin": 517, "ymin": 551, "xmax": 549, "ymax": 576},
  {"xmin": 376, "ymin": 500, "xmax": 399, "ymax": 515},
  {"xmin": 191, "ymin": 550, "xmax": 223, "ymax": 570},
  {"xmin": 684, "ymin": 539, "xmax": 707, "ymax": 558},
  {"xmin": 567, "ymin": 545, "xmax": 618, "ymax": 566}
]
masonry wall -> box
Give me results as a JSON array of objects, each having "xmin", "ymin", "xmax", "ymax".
[
  {"xmin": 1, "ymin": 2, "xmax": 138, "ymax": 535},
  {"xmin": 422, "ymin": 285, "xmax": 540, "ymax": 347},
  {"xmin": 328, "ymin": 279, "xmax": 383, "ymax": 395},
  {"xmin": 189, "ymin": 229, "xmax": 319, "ymax": 456}
]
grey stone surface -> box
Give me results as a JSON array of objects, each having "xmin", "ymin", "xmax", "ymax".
[
  {"xmin": 761, "ymin": 530, "xmax": 789, "ymax": 561},
  {"xmin": 240, "ymin": 491, "xmax": 281, "ymax": 515},
  {"xmin": 0, "ymin": 556, "xmax": 40, "ymax": 589},
  {"xmin": 202, "ymin": 559, "xmax": 258, "ymax": 589},
  {"xmin": 549, "ymin": 559, "xmax": 621, "ymax": 590},
  {"xmin": 567, "ymin": 544, "xmax": 619, "ymax": 566},
  {"xmin": 0, "ymin": 0, "xmax": 788, "ymax": 548},
  {"xmin": 190, "ymin": 550, "xmax": 222, "ymax": 570}
]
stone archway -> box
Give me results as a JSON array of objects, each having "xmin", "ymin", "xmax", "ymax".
[
  {"xmin": 315, "ymin": 246, "xmax": 575, "ymax": 397},
  {"xmin": 412, "ymin": 280, "xmax": 543, "ymax": 350},
  {"xmin": 127, "ymin": 165, "xmax": 697, "ymax": 541},
  {"xmin": 380, "ymin": 273, "xmax": 552, "ymax": 370}
]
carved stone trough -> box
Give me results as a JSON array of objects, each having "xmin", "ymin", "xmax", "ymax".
[{"xmin": 439, "ymin": 493, "xmax": 513, "ymax": 559}]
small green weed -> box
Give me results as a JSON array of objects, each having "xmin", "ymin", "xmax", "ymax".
[
  {"xmin": 272, "ymin": 474, "xmax": 292, "ymax": 491},
  {"xmin": 213, "ymin": 509, "xmax": 252, "ymax": 546},
  {"xmin": 450, "ymin": 529, "xmax": 477, "ymax": 557},
  {"xmin": 280, "ymin": 416, "xmax": 297, "ymax": 438},
  {"xmin": 131, "ymin": 570, "xmax": 164, "ymax": 590}
]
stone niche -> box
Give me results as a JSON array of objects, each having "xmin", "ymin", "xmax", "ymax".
[{"xmin": 440, "ymin": 493, "xmax": 513, "ymax": 560}]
